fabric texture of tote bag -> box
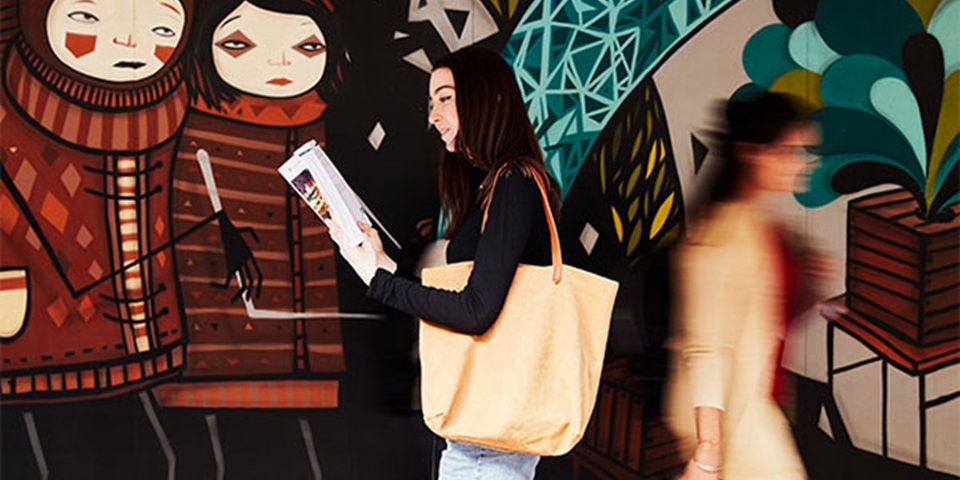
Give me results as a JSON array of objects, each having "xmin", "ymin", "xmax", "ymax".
[{"xmin": 419, "ymin": 166, "xmax": 619, "ymax": 456}]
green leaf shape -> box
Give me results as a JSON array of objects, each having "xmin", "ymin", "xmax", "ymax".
[
  {"xmin": 871, "ymin": 77, "xmax": 927, "ymax": 174},
  {"xmin": 820, "ymin": 55, "xmax": 906, "ymax": 116},
  {"xmin": 815, "ymin": 0, "xmax": 924, "ymax": 68},
  {"xmin": 811, "ymin": 107, "xmax": 925, "ymax": 184},
  {"xmin": 796, "ymin": 153, "xmax": 924, "ymax": 207},
  {"xmin": 930, "ymin": 159, "xmax": 958, "ymax": 213},
  {"xmin": 934, "ymin": 135, "xmax": 960, "ymax": 196},
  {"xmin": 743, "ymin": 24, "xmax": 800, "ymax": 88},
  {"xmin": 788, "ymin": 21, "xmax": 841, "ymax": 74},
  {"xmin": 934, "ymin": 191, "xmax": 960, "ymax": 214},
  {"xmin": 929, "ymin": 72, "xmax": 960, "ymax": 201},
  {"xmin": 928, "ymin": 0, "xmax": 959, "ymax": 76}
]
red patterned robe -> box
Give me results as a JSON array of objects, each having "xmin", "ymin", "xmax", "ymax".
[
  {"xmin": 0, "ymin": 37, "xmax": 188, "ymax": 403},
  {"xmin": 151, "ymin": 92, "xmax": 344, "ymax": 409}
]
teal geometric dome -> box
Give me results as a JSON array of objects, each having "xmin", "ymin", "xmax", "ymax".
[{"xmin": 502, "ymin": 0, "xmax": 737, "ymax": 196}]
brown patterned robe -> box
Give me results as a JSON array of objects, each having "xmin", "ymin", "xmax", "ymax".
[{"xmin": 151, "ymin": 92, "xmax": 344, "ymax": 409}]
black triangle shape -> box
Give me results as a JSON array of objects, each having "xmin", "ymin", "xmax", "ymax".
[
  {"xmin": 418, "ymin": 0, "xmax": 428, "ymax": 8},
  {"xmin": 692, "ymin": 133, "xmax": 709, "ymax": 174},
  {"xmin": 445, "ymin": 9, "xmax": 470, "ymax": 39}
]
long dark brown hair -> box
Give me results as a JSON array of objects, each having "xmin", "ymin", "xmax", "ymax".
[{"xmin": 434, "ymin": 45, "xmax": 560, "ymax": 239}]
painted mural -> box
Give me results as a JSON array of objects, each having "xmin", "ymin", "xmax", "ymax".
[
  {"xmin": 732, "ymin": 0, "xmax": 960, "ymax": 476},
  {"xmin": 1, "ymin": 0, "xmax": 957, "ymax": 479}
]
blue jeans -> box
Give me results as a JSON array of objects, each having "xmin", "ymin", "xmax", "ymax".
[{"xmin": 439, "ymin": 440, "xmax": 540, "ymax": 479}]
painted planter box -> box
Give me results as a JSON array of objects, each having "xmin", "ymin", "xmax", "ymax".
[
  {"xmin": 846, "ymin": 189, "xmax": 960, "ymax": 346},
  {"xmin": 823, "ymin": 299, "xmax": 960, "ymax": 476},
  {"xmin": 573, "ymin": 359, "xmax": 683, "ymax": 479}
]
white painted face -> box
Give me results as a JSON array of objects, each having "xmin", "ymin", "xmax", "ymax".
[
  {"xmin": 428, "ymin": 67, "xmax": 459, "ymax": 153},
  {"xmin": 211, "ymin": 1, "xmax": 327, "ymax": 98},
  {"xmin": 47, "ymin": 0, "xmax": 185, "ymax": 82}
]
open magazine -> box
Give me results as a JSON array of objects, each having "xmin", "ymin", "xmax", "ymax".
[{"xmin": 278, "ymin": 140, "xmax": 399, "ymax": 249}]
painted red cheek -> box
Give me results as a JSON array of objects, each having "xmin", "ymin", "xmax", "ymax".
[
  {"xmin": 154, "ymin": 45, "xmax": 175, "ymax": 64},
  {"xmin": 65, "ymin": 32, "xmax": 96, "ymax": 59}
]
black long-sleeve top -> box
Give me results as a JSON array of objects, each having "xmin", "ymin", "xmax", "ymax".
[{"xmin": 366, "ymin": 166, "xmax": 552, "ymax": 335}]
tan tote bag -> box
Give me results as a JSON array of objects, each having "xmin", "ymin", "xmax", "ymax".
[{"xmin": 419, "ymin": 166, "xmax": 619, "ymax": 456}]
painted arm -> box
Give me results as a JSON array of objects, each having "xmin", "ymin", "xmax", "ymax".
[{"xmin": 195, "ymin": 148, "xmax": 263, "ymax": 302}]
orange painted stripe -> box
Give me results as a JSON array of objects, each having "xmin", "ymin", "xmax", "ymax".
[
  {"xmin": 0, "ymin": 275, "xmax": 27, "ymax": 291},
  {"xmin": 80, "ymin": 369, "xmax": 95, "ymax": 389},
  {"xmin": 100, "ymin": 114, "xmax": 114, "ymax": 150},
  {"xmin": 110, "ymin": 365, "xmax": 124, "ymax": 386},
  {"xmin": 146, "ymin": 102, "xmax": 158, "ymax": 146},
  {"xmin": 36, "ymin": 87, "xmax": 56, "ymax": 127},
  {"xmin": 127, "ymin": 363, "xmax": 143, "ymax": 382},
  {"xmin": 15, "ymin": 376, "xmax": 32, "ymax": 394},
  {"xmin": 151, "ymin": 380, "xmax": 339, "ymax": 409},
  {"xmin": 65, "ymin": 373, "xmax": 79, "ymax": 390}
]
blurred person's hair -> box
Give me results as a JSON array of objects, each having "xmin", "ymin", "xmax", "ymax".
[{"xmin": 705, "ymin": 91, "xmax": 804, "ymax": 204}]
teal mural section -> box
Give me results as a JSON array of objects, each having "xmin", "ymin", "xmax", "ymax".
[
  {"xmin": 501, "ymin": 0, "xmax": 737, "ymax": 195},
  {"xmin": 738, "ymin": 0, "xmax": 960, "ymax": 218}
]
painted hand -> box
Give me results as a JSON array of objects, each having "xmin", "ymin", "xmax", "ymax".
[{"xmin": 212, "ymin": 211, "xmax": 263, "ymax": 301}]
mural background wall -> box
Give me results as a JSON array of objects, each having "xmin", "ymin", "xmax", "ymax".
[{"xmin": 1, "ymin": 0, "xmax": 956, "ymax": 478}]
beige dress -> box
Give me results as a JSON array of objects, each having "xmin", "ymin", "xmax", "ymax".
[{"xmin": 664, "ymin": 202, "xmax": 806, "ymax": 479}]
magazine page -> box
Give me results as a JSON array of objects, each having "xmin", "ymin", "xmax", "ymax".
[{"xmin": 278, "ymin": 140, "xmax": 367, "ymax": 247}]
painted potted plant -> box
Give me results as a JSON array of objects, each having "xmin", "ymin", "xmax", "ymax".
[{"xmin": 736, "ymin": 0, "xmax": 959, "ymax": 347}]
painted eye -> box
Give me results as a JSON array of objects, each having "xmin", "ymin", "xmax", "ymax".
[
  {"xmin": 68, "ymin": 11, "xmax": 99, "ymax": 23},
  {"xmin": 152, "ymin": 26, "xmax": 176, "ymax": 38},
  {"xmin": 218, "ymin": 39, "xmax": 251, "ymax": 50},
  {"xmin": 293, "ymin": 35, "xmax": 326, "ymax": 58},
  {"xmin": 297, "ymin": 42, "xmax": 326, "ymax": 53}
]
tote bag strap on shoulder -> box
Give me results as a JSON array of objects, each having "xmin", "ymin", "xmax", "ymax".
[{"xmin": 481, "ymin": 164, "xmax": 563, "ymax": 284}]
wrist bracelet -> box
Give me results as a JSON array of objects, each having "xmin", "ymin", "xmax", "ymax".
[{"xmin": 691, "ymin": 457, "xmax": 722, "ymax": 474}]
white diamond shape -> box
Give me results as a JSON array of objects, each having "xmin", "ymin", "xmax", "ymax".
[
  {"xmin": 403, "ymin": 48, "xmax": 432, "ymax": 73},
  {"xmin": 818, "ymin": 405, "xmax": 833, "ymax": 440},
  {"xmin": 393, "ymin": 30, "xmax": 409, "ymax": 40},
  {"xmin": 367, "ymin": 122, "xmax": 386, "ymax": 151},
  {"xmin": 579, "ymin": 222, "xmax": 599, "ymax": 256}
]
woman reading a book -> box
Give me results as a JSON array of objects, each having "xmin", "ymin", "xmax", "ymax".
[{"xmin": 330, "ymin": 45, "xmax": 561, "ymax": 479}]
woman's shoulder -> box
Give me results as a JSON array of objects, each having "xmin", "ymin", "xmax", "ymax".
[
  {"xmin": 491, "ymin": 162, "xmax": 541, "ymax": 195},
  {"xmin": 684, "ymin": 202, "xmax": 759, "ymax": 247}
]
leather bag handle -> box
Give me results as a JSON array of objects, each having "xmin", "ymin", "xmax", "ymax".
[{"xmin": 481, "ymin": 164, "xmax": 563, "ymax": 284}]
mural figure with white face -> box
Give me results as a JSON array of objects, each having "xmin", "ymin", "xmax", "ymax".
[
  {"xmin": 154, "ymin": 0, "xmax": 348, "ymax": 411},
  {"xmin": 0, "ymin": 0, "xmax": 196, "ymax": 404},
  {"xmin": 0, "ymin": 0, "xmax": 267, "ymax": 475},
  {"xmin": 45, "ymin": 0, "xmax": 185, "ymax": 82}
]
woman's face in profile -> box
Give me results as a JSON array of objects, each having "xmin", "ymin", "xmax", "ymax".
[
  {"xmin": 749, "ymin": 123, "xmax": 818, "ymax": 193},
  {"xmin": 428, "ymin": 67, "xmax": 459, "ymax": 153}
]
